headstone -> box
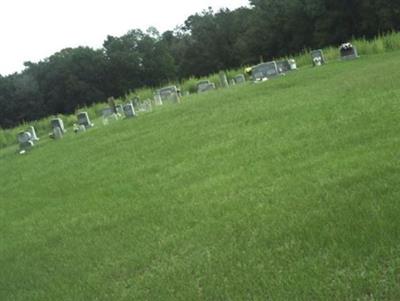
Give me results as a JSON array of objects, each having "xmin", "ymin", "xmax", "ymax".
[
  {"xmin": 251, "ymin": 61, "xmax": 279, "ymax": 81},
  {"xmin": 77, "ymin": 112, "xmax": 94, "ymax": 128},
  {"xmin": 108, "ymin": 97, "xmax": 117, "ymax": 113},
  {"xmin": 288, "ymin": 59, "xmax": 297, "ymax": 70},
  {"xmin": 311, "ymin": 49, "xmax": 326, "ymax": 66},
  {"xmin": 50, "ymin": 118, "xmax": 66, "ymax": 134},
  {"xmin": 154, "ymin": 94, "xmax": 163, "ymax": 106},
  {"xmin": 123, "ymin": 103, "xmax": 136, "ymax": 118},
  {"xmin": 115, "ymin": 104, "xmax": 124, "ymax": 115},
  {"xmin": 158, "ymin": 86, "xmax": 180, "ymax": 103},
  {"xmin": 234, "ymin": 74, "xmax": 246, "ymax": 84},
  {"xmin": 17, "ymin": 131, "xmax": 34, "ymax": 151},
  {"xmin": 101, "ymin": 107, "xmax": 120, "ymax": 124},
  {"xmin": 277, "ymin": 60, "xmax": 291, "ymax": 73},
  {"xmin": 197, "ymin": 80, "xmax": 216, "ymax": 93},
  {"xmin": 339, "ymin": 43, "xmax": 359, "ymax": 60},
  {"xmin": 73, "ymin": 124, "xmax": 86, "ymax": 133},
  {"xmin": 219, "ymin": 71, "xmax": 229, "ymax": 88},
  {"xmin": 136, "ymin": 100, "xmax": 153, "ymax": 113},
  {"xmin": 230, "ymin": 79, "xmax": 236, "ymax": 86},
  {"xmin": 27, "ymin": 126, "xmax": 39, "ymax": 141},
  {"xmin": 52, "ymin": 127, "xmax": 63, "ymax": 140}
]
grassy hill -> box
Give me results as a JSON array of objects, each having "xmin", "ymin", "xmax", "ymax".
[{"xmin": 1, "ymin": 51, "xmax": 400, "ymax": 300}]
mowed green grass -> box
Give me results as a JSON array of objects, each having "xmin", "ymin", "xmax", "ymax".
[{"xmin": 1, "ymin": 52, "xmax": 400, "ymax": 300}]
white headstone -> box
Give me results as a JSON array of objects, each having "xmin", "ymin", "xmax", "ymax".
[{"xmin": 27, "ymin": 126, "xmax": 39, "ymax": 141}]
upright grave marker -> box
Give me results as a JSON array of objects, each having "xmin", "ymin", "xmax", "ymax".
[
  {"xmin": 154, "ymin": 93, "xmax": 163, "ymax": 106},
  {"xmin": 123, "ymin": 103, "xmax": 136, "ymax": 118},
  {"xmin": 251, "ymin": 61, "xmax": 279, "ymax": 81},
  {"xmin": 50, "ymin": 118, "xmax": 66, "ymax": 134},
  {"xmin": 339, "ymin": 43, "xmax": 359, "ymax": 60},
  {"xmin": 77, "ymin": 112, "xmax": 94, "ymax": 129},
  {"xmin": 27, "ymin": 126, "xmax": 39, "ymax": 141},
  {"xmin": 158, "ymin": 86, "xmax": 180, "ymax": 103},
  {"xmin": 311, "ymin": 49, "xmax": 326, "ymax": 66},
  {"xmin": 219, "ymin": 71, "xmax": 229, "ymax": 88},
  {"xmin": 101, "ymin": 107, "xmax": 119, "ymax": 125},
  {"xmin": 197, "ymin": 80, "xmax": 216, "ymax": 93},
  {"xmin": 17, "ymin": 131, "xmax": 34, "ymax": 152}
]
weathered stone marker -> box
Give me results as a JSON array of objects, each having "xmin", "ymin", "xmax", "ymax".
[
  {"xmin": 115, "ymin": 104, "xmax": 124, "ymax": 115},
  {"xmin": 50, "ymin": 118, "xmax": 66, "ymax": 134},
  {"xmin": 288, "ymin": 59, "xmax": 297, "ymax": 70},
  {"xmin": 123, "ymin": 103, "xmax": 136, "ymax": 118},
  {"xmin": 27, "ymin": 126, "xmax": 39, "ymax": 141},
  {"xmin": 77, "ymin": 112, "xmax": 94, "ymax": 128},
  {"xmin": 234, "ymin": 74, "xmax": 246, "ymax": 84},
  {"xmin": 219, "ymin": 71, "xmax": 229, "ymax": 88},
  {"xmin": 339, "ymin": 43, "xmax": 359, "ymax": 60},
  {"xmin": 158, "ymin": 86, "xmax": 180, "ymax": 103},
  {"xmin": 252, "ymin": 61, "xmax": 279, "ymax": 81},
  {"xmin": 154, "ymin": 94, "xmax": 163, "ymax": 106},
  {"xmin": 197, "ymin": 80, "xmax": 216, "ymax": 93},
  {"xmin": 17, "ymin": 131, "xmax": 34, "ymax": 151},
  {"xmin": 101, "ymin": 107, "xmax": 120, "ymax": 125},
  {"xmin": 311, "ymin": 49, "xmax": 326, "ymax": 66},
  {"xmin": 52, "ymin": 126, "xmax": 63, "ymax": 140}
]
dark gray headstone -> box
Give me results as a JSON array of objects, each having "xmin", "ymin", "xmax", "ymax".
[
  {"xmin": 252, "ymin": 61, "xmax": 279, "ymax": 81},
  {"xmin": 77, "ymin": 112, "xmax": 93, "ymax": 128},
  {"xmin": 50, "ymin": 118, "xmax": 66, "ymax": 133},
  {"xmin": 277, "ymin": 60, "xmax": 291, "ymax": 73},
  {"xmin": 123, "ymin": 103, "xmax": 136, "ymax": 118},
  {"xmin": 311, "ymin": 49, "xmax": 326, "ymax": 66},
  {"xmin": 339, "ymin": 43, "xmax": 359, "ymax": 60}
]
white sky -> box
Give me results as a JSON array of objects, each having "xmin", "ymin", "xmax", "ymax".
[{"xmin": 0, "ymin": 0, "xmax": 249, "ymax": 76}]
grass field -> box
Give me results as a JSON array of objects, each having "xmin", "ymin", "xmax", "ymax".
[{"xmin": 1, "ymin": 51, "xmax": 400, "ymax": 300}]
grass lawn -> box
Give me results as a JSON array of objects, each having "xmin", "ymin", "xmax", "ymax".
[{"xmin": 1, "ymin": 51, "xmax": 400, "ymax": 300}]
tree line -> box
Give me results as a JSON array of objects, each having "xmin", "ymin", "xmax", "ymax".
[{"xmin": 1, "ymin": 0, "xmax": 399, "ymax": 128}]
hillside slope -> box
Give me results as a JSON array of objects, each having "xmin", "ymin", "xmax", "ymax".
[{"xmin": 1, "ymin": 52, "xmax": 400, "ymax": 300}]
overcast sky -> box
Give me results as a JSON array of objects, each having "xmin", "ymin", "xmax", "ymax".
[{"xmin": 0, "ymin": 0, "xmax": 249, "ymax": 76}]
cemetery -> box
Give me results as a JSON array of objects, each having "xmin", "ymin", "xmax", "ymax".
[{"xmin": 3, "ymin": 35, "xmax": 400, "ymax": 300}]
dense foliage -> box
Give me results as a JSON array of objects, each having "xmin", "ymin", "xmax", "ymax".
[{"xmin": 1, "ymin": 0, "xmax": 400, "ymax": 128}]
